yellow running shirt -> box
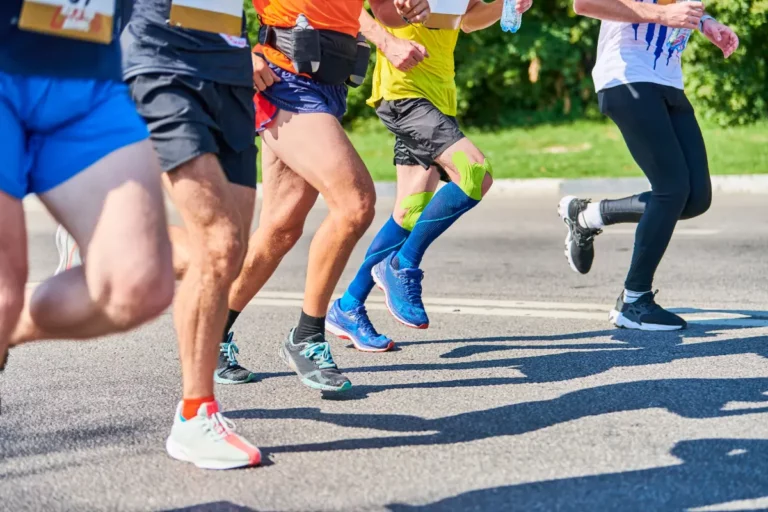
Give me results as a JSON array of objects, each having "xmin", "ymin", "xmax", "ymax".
[{"xmin": 369, "ymin": 24, "xmax": 460, "ymax": 116}]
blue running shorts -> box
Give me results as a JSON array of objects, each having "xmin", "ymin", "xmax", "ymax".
[
  {"xmin": 255, "ymin": 62, "xmax": 348, "ymax": 132},
  {"xmin": 0, "ymin": 73, "xmax": 149, "ymax": 199}
]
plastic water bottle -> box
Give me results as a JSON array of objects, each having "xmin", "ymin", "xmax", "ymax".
[
  {"xmin": 665, "ymin": 0, "xmax": 701, "ymax": 53},
  {"xmin": 500, "ymin": 0, "xmax": 522, "ymax": 33}
]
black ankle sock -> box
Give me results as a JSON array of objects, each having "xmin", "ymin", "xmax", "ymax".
[
  {"xmin": 294, "ymin": 311, "xmax": 325, "ymax": 343},
  {"xmin": 223, "ymin": 309, "xmax": 241, "ymax": 341}
]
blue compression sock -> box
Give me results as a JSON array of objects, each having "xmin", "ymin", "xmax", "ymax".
[
  {"xmin": 395, "ymin": 182, "xmax": 480, "ymax": 269},
  {"xmin": 340, "ymin": 216, "xmax": 411, "ymax": 311}
]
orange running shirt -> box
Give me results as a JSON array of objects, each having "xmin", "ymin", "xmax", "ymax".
[{"xmin": 253, "ymin": 0, "xmax": 364, "ymax": 73}]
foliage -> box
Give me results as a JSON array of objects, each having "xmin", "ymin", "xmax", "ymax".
[{"xmin": 244, "ymin": 0, "xmax": 767, "ymax": 128}]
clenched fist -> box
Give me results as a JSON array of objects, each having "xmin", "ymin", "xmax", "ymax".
[{"xmin": 382, "ymin": 37, "xmax": 429, "ymax": 72}]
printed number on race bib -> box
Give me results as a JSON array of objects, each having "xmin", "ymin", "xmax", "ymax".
[
  {"xmin": 169, "ymin": 0, "xmax": 243, "ymax": 37},
  {"xmin": 19, "ymin": 0, "xmax": 114, "ymax": 44}
]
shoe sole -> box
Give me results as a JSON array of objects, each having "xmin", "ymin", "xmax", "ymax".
[
  {"xmin": 278, "ymin": 345, "xmax": 353, "ymax": 392},
  {"xmin": 214, "ymin": 372, "xmax": 257, "ymax": 385},
  {"xmin": 370, "ymin": 266, "xmax": 429, "ymax": 330},
  {"xmin": 557, "ymin": 196, "xmax": 586, "ymax": 275},
  {"xmin": 325, "ymin": 320, "xmax": 395, "ymax": 353},
  {"xmin": 165, "ymin": 437, "xmax": 260, "ymax": 470},
  {"xmin": 609, "ymin": 309, "xmax": 686, "ymax": 331}
]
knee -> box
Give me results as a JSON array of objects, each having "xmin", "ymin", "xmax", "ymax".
[
  {"xmin": 200, "ymin": 221, "xmax": 246, "ymax": 285},
  {"xmin": 334, "ymin": 190, "xmax": 376, "ymax": 237},
  {"xmin": 680, "ymin": 188, "xmax": 712, "ymax": 220},
  {"xmin": 654, "ymin": 182, "xmax": 691, "ymax": 214},
  {"xmin": 97, "ymin": 255, "xmax": 175, "ymax": 330}
]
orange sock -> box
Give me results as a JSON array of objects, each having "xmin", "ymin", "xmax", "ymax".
[{"xmin": 181, "ymin": 396, "xmax": 215, "ymax": 420}]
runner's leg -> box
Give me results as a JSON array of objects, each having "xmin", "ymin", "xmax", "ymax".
[
  {"xmin": 227, "ymin": 143, "xmax": 319, "ymax": 313},
  {"xmin": 13, "ymin": 138, "xmax": 174, "ymax": 344}
]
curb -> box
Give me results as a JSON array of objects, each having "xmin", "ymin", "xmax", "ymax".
[{"xmin": 22, "ymin": 175, "xmax": 768, "ymax": 213}]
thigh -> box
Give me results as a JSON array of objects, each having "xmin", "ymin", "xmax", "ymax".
[
  {"xmin": 261, "ymin": 109, "xmax": 373, "ymax": 211},
  {"xmin": 378, "ymin": 99, "xmax": 465, "ymax": 169},
  {"xmin": 0, "ymin": 191, "xmax": 28, "ymax": 296},
  {"xmin": 30, "ymin": 79, "xmax": 149, "ymax": 196},
  {"xmin": 668, "ymin": 91, "xmax": 710, "ymax": 195},
  {"xmin": 258, "ymin": 143, "xmax": 319, "ymax": 229},
  {"xmin": 600, "ymin": 83, "xmax": 689, "ymax": 191},
  {"xmin": 40, "ymin": 138, "xmax": 170, "ymax": 279}
]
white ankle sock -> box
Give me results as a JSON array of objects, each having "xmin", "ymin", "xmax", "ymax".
[
  {"xmin": 578, "ymin": 201, "xmax": 604, "ymax": 230},
  {"xmin": 623, "ymin": 289, "xmax": 649, "ymax": 304}
]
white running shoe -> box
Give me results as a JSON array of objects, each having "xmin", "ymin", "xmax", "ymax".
[
  {"xmin": 54, "ymin": 225, "xmax": 82, "ymax": 275},
  {"xmin": 166, "ymin": 401, "xmax": 261, "ymax": 470}
]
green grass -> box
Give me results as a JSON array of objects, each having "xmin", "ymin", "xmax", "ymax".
[{"xmin": 346, "ymin": 119, "xmax": 768, "ymax": 181}]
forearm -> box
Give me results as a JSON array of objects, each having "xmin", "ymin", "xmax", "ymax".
[
  {"xmin": 461, "ymin": 0, "xmax": 503, "ymax": 33},
  {"xmin": 359, "ymin": 8, "xmax": 393, "ymax": 50},
  {"xmin": 573, "ymin": 0, "xmax": 662, "ymax": 24}
]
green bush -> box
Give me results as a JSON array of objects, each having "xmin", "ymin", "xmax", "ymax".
[{"xmin": 244, "ymin": 0, "xmax": 767, "ymax": 128}]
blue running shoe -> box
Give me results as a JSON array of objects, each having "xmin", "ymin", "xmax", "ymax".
[
  {"xmin": 371, "ymin": 253, "xmax": 429, "ymax": 329},
  {"xmin": 327, "ymin": 299, "xmax": 395, "ymax": 353},
  {"xmin": 214, "ymin": 333, "xmax": 257, "ymax": 385}
]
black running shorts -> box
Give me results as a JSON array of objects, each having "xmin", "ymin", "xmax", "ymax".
[
  {"xmin": 375, "ymin": 97, "xmax": 465, "ymax": 181},
  {"xmin": 128, "ymin": 73, "xmax": 257, "ymax": 189}
]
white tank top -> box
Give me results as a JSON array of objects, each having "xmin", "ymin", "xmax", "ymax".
[{"xmin": 592, "ymin": 1, "xmax": 686, "ymax": 93}]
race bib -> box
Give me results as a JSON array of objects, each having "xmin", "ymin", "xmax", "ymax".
[
  {"xmin": 169, "ymin": 0, "xmax": 243, "ymax": 37},
  {"xmin": 18, "ymin": 0, "xmax": 114, "ymax": 44}
]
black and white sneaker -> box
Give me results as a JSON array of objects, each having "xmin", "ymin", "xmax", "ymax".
[
  {"xmin": 557, "ymin": 196, "xmax": 602, "ymax": 274},
  {"xmin": 609, "ymin": 291, "xmax": 687, "ymax": 331},
  {"xmin": 214, "ymin": 333, "xmax": 257, "ymax": 385}
]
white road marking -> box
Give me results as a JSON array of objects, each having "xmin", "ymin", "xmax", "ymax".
[
  {"xmin": 604, "ymin": 228, "xmax": 720, "ymax": 236},
  {"xmin": 25, "ymin": 284, "xmax": 768, "ymax": 327}
]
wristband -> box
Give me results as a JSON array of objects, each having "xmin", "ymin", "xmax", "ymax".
[{"xmin": 699, "ymin": 14, "xmax": 715, "ymax": 31}]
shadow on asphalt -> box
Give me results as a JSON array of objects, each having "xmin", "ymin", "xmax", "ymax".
[
  {"xmin": 162, "ymin": 502, "xmax": 258, "ymax": 512},
  {"xmin": 386, "ymin": 438, "xmax": 768, "ymax": 511},
  {"xmin": 226, "ymin": 312, "xmax": 768, "ymax": 509}
]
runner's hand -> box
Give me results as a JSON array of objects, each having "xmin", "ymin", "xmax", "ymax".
[
  {"xmin": 516, "ymin": 0, "xmax": 533, "ymax": 14},
  {"xmin": 382, "ymin": 37, "xmax": 429, "ymax": 72},
  {"xmin": 395, "ymin": 0, "xmax": 431, "ymax": 24},
  {"xmin": 252, "ymin": 53, "xmax": 281, "ymax": 92},
  {"xmin": 658, "ymin": 1, "xmax": 704, "ymax": 29},
  {"xmin": 702, "ymin": 20, "xmax": 739, "ymax": 58}
]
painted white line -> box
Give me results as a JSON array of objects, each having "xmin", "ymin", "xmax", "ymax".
[
  {"xmin": 603, "ymin": 228, "xmax": 720, "ymax": 236},
  {"xmin": 25, "ymin": 283, "xmax": 768, "ymax": 326}
]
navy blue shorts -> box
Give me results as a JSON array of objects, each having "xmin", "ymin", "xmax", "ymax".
[
  {"xmin": 0, "ymin": 73, "xmax": 148, "ymax": 199},
  {"xmin": 255, "ymin": 63, "xmax": 348, "ymax": 132}
]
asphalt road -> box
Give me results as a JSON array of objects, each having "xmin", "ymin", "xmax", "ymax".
[{"xmin": 2, "ymin": 193, "xmax": 768, "ymax": 511}]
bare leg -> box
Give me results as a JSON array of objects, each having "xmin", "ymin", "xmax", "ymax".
[
  {"xmin": 12, "ymin": 139, "xmax": 174, "ymax": 344},
  {"xmin": 163, "ymin": 153, "xmax": 254, "ymax": 399},
  {"xmin": 262, "ymin": 111, "xmax": 376, "ymax": 317},
  {"xmin": 0, "ymin": 192, "xmax": 27, "ymax": 367},
  {"xmin": 228, "ymin": 144, "xmax": 319, "ymax": 312},
  {"xmin": 392, "ymin": 164, "xmax": 441, "ymax": 225}
]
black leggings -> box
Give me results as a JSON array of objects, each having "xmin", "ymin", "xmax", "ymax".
[{"xmin": 598, "ymin": 82, "xmax": 711, "ymax": 291}]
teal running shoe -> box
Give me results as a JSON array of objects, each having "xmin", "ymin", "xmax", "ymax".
[
  {"xmin": 279, "ymin": 329, "xmax": 352, "ymax": 392},
  {"xmin": 214, "ymin": 333, "xmax": 257, "ymax": 385}
]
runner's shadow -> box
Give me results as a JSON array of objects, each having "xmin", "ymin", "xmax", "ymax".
[
  {"xmin": 386, "ymin": 438, "xmax": 768, "ymax": 511},
  {"xmin": 229, "ymin": 377, "xmax": 768, "ymax": 455},
  {"xmin": 161, "ymin": 503, "xmax": 259, "ymax": 512}
]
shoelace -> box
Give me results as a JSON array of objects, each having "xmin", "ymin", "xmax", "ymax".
[
  {"xmin": 202, "ymin": 411, "xmax": 236, "ymax": 441},
  {"xmin": 301, "ymin": 341, "xmax": 337, "ymax": 370},
  {"xmin": 350, "ymin": 306, "xmax": 379, "ymax": 337},
  {"xmin": 402, "ymin": 272, "xmax": 425, "ymax": 306},
  {"xmin": 221, "ymin": 336, "xmax": 241, "ymax": 368},
  {"xmin": 630, "ymin": 290, "xmax": 661, "ymax": 312}
]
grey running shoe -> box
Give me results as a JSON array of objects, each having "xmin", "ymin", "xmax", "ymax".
[
  {"xmin": 279, "ymin": 329, "xmax": 352, "ymax": 392},
  {"xmin": 215, "ymin": 333, "xmax": 257, "ymax": 385},
  {"xmin": 558, "ymin": 196, "xmax": 602, "ymax": 275},
  {"xmin": 609, "ymin": 291, "xmax": 687, "ymax": 331}
]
